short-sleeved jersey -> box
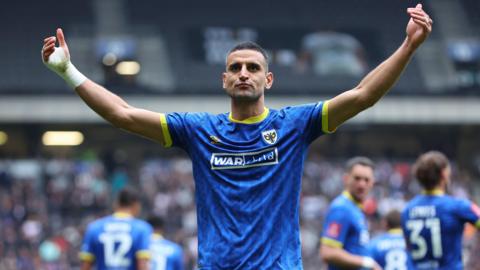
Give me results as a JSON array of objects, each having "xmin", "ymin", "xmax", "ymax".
[
  {"xmin": 161, "ymin": 102, "xmax": 329, "ymax": 269},
  {"xmin": 150, "ymin": 234, "xmax": 184, "ymax": 270},
  {"xmin": 401, "ymin": 190, "xmax": 480, "ymax": 270},
  {"xmin": 79, "ymin": 213, "xmax": 153, "ymax": 270},
  {"xmin": 367, "ymin": 229, "xmax": 414, "ymax": 270},
  {"xmin": 321, "ymin": 191, "xmax": 370, "ymax": 270}
]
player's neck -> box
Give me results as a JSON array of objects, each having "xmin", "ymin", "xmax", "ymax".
[
  {"xmin": 343, "ymin": 191, "xmax": 364, "ymax": 208},
  {"xmin": 230, "ymin": 99, "xmax": 267, "ymax": 122},
  {"xmin": 422, "ymin": 188, "xmax": 445, "ymax": 195},
  {"xmin": 387, "ymin": 228, "xmax": 403, "ymax": 234},
  {"xmin": 424, "ymin": 181, "xmax": 447, "ymax": 195},
  {"xmin": 153, "ymin": 232, "xmax": 164, "ymax": 239},
  {"xmin": 114, "ymin": 208, "xmax": 135, "ymax": 217}
]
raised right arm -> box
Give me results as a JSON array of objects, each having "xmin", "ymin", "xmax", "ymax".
[{"xmin": 42, "ymin": 28, "xmax": 166, "ymax": 145}]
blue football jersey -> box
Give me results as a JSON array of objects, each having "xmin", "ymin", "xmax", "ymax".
[
  {"xmin": 367, "ymin": 229, "xmax": 414, "ymax": 270},
  {"xmin": 150, "ymin": 234, "xmax": 184, "ymax": 270},
  {"xmin": 79, "ymin": 213, "xmax": 153, "ymax": 270},
  {"xmin": 160, "ymin": 102, "xmax": 329, "ymax": 269},
  {"xmin": 321, "ymin": 191, "xmax": 370, "ymax": 270},
  {"xmin": 401, "ymin": 190, "xmax": 480, "ymax": 270}
]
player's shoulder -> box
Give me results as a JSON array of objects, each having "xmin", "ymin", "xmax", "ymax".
[
  {"xmin": 90, "ymin": 214, "xmax": 113, "ymax": 226},
  {"xmin": 371, "ymin": 232, "xmax": 389, "ymax": 241},
  {"xmin": 404, "ymin": 195, "xmax": 427, "ymax": 208},
  {"xmin": 327, "ymin": 195, "xmax": 353, "ymax": 213},
  {"xmin": 85, "ymin": 215, "xmax": 112, "ymax": 232},
  {"xmin": 168, "ymin": 111, "xmax": 223, "ymax": 121},
  {"xmin": 427, "ymin": 194, "xmax": 470, "ymax": 209},
  {"xmin": 131, "ymin": 218, "xmax": 153, "ymax": 230},
  {"xmin": 168, "ymin": 111, "xmax": 230, "ymax": 131},
  {"xmin": 444, "ymin": 195, "xmax": 473, "ymax": 210},
  {"xmin": 152, "ymin": 238, "xmax": 183, "ymax": 256},
  {"xmin": 164, "ymin": 239, "xmax": 183, "ymax": 253},
  {"xmin": 330, "ymin": 194, "xmax": 352, "ymax": 207},
  {"xmin": 404, "ymin": 194, "xmax": 470, "ymax": 212},
  {"xmin": 278, "ymin": 101, "xmax": 324, "ymax": 115}
]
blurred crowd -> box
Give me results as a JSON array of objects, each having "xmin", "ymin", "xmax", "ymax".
[{"xmin": 0, "ymin": 151, "xmax": 479, "ymax": 270}]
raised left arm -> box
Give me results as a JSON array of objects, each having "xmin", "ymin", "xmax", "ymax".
[{"xmin": 326, "ymin": 4, "xmax": 432, "ymax": 132}]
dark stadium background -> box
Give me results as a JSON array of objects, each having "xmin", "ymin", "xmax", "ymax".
[{"xmin": 1, "ymin": 0, "xmax": 480, "ymax": 269}]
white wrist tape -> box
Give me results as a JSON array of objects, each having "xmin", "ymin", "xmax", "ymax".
[
  {"xmin": 43, "ymin": 47, "xmax": 87, "ymax": 89},
  {"xmin": 361, "ymin": 257, "xmax": 375, "ymax": 269},
  {"xmin": 62, "ymin": 62, "xmax": 87, "ymax": 88}
]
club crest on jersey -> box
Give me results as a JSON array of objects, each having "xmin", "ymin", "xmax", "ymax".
[{"xmin": 262, "ymin": 129, "xmax": 277, "ymax": 145}]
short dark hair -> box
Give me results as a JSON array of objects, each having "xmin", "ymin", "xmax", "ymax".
[
  {"xmin": 116, "ymin": 187, "xmax": 140, "ymax": 207},
  {"xmin": 413, "ymin": 151, "xmax": 449, "ymax": 190},
  {"xmin": 345, "ymin": 156, "xmax": 375, "ymax": 172},
  {"xmin": 147, "ymin": 215, "xmax": 165, "ymax": 231},
  {"xmin": 385, "ymin": 209, "xmax": 401, "ymax": 230},
  {"xmin": 227, "ymin": 41, "xmax": 269, "ymax": 63}
]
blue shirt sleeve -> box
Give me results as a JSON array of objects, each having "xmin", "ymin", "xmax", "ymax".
[
  {"xmin": 174, "ymin": 246, "xmax": 184, "ymax": 270},
  {"xmin": 456, "ymin": 199, "xmax": 480, "ymax": 228},
  {"xmin": 135, "ymin": 222, "xmax": 153, "ymax": 258},
  {"xmin": 366, "ymin": 238, "xmax": 379, "ymax": 262},
  {"xmin": 164, "ymin": 112, "xmax": 191, "ymax": 149},
  {"xmin": 79, "ymin": 223, "xmax": 96, "ymax": 262},
  {"xmin": 165, "ymin": 112, "xmax": 211, "ymax": 151},
  {"xmin": 321, "ymin": 205, "xmax": 350, "ymax": 247},
  {"xmin": 281, "ymin": 101, "xmax": 330, "ymax": 144}
]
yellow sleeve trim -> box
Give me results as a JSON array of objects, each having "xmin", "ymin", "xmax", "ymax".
[
  {"xmin": 136, "ymin": 250, "xmax": 151, "ymax": 259},
  {"xmin": 159, "ymin": 113, "xmax": 173, "ymax": 148},
  {"xmin": 79, "ymin": 252, "xmax": 95, "ymax": 262},
  {"xmin": 321, "ymin": 100, "xmax": 336, "ymax": 134},
  {"xmin": 475, "ymin": 220, "xmax": 480, "ymax": 229},
  {"xmin": 321, "ymin": 237, "xmax": 343, "ymax": 248}
]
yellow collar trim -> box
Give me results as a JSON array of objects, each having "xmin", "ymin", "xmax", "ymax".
[
  {"xmin": 113, "ymin": 212, "xmax": 133, "ymax": 218},
  {"xmin": 388, "ymin": 228, "xmax": 403, "ymax": 235},
  {"xmin": 152, "ymin": 233, "xmax": 164, "ymax": 239},
  {"xmin": 422, "ymin": 189, "xmax": 444, "ymax": 195},
  {"xmin": 342, "ymin": 191, "xmax": 363, "ymax": 209},
  {"xmin": 229, "ymin": 108, "xmax": 269, "ymax": 124}
]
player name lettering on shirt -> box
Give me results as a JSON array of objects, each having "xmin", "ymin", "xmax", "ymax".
[
  {"xmin": 151, "ymin": 244, "xmax": 175, "ymax": 256},
  {"xmin": 105, "ymin": 222, "xmax": 132, "ymax": 232},
  {"xmin": 210, "ymin": 148, "xmax": 278, "ymax": 170},
  {"xmin": 378, "ymin": 239, "xmax": 405, "ymax": 251},
  {"xmin": 409, "ymin": 206, "xmax": 436, "ymax": 218}
]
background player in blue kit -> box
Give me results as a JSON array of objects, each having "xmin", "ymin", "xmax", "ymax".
[
  {"xmin": 368, "ymin": 210, "xmax": 413, "ymax": 270},
  {"xmin": 401, "ymin": 151, "xmax": 480, "ymax": 270},
  {"xmin": 79, "ymin": 188, "xmax": 152, "ymax": 270},
  {"xmin": 42, "ymin": 4, "xmax": 432, "ymax": 269},
  {"xmin": 147, "ymin": 215, "xmax": 184, "ymax": 270},
  {"xmin": 320, "ymin": 157, "xmax": 380, "ymax": 270}
]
